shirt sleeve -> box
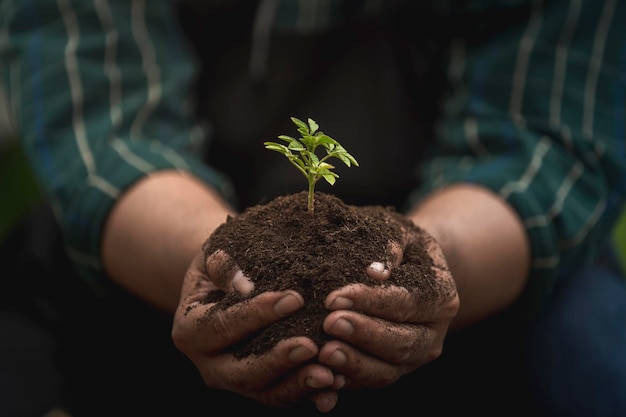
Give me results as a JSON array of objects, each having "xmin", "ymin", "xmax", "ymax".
[
  {"xmin": 1, "ymin": 0, "xmax": 234, "ymax": 293},
  {"xmin": 412, "ymin": 0, "xmax": 626, "ymax": 317}
]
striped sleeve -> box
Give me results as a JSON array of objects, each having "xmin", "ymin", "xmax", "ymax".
[
  {"xmin": 0, "ymin": 0, "xmax": 233, "ymax": 292},
  {"xmin": 412, "ymin": 0, "xmax": 626, "ymax": 316}
]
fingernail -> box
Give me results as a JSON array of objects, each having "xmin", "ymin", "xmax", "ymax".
[
  {"xmin": 327, "ymin": 349, "xmax": 347, "ymax": 367},
  {"xmin": 232, "ymin": 270, "xmax": 254, "ymax": 295},
  {"xmin": 306, "ymin": 377, "xmax": 327, "ymax": 389},
  {"xmin": 329, "ymin": 318, "xmax": 353, "ymax": 337},
  {"xmin": 289, "ymin": 345, "xmax": 315, "ymax": 363},
  {"xmin": 328, "ymin": 296, "xmax": 353, "ymax": 310},
  {"xmin": 274, "ymin": 293, "xmax": 303, "ymax": 317},
  {"xmin": 368, "ymin": 261, "xmax": 386, "ymax": 274},
  {"xmin": 367, "ymin": 261, "xmax": 390, "ymax": 281}
]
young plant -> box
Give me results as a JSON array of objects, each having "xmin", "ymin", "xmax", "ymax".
[{"xmin": 264, "ymin": 117, "xmax": 359, "ymax": 213}]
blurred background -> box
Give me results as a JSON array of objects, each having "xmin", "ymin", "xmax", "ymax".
[{"xmin": 0, "ymin": 74, "xmax": 40, "ymax": 243}]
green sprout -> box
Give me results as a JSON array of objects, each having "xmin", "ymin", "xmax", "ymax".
[{"xmin": 264, "ymin": 117, "xmax": 359, "ymax": 213}]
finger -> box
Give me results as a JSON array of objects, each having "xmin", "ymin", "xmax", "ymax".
[
  {"xmin": 178, "ymin": 252, "xmax": 220, "ymax": 304},
  {"xmin": 365, "ymin": 261, "xmax": 390, "ymax": 281},
  {"xmin": 365, "ymin": 240, "xmax": 401, "ymax": 282},
  {"xmin": 270, "ymin": 362, "xmax": 338, "ymax": 409},
  {"xmin": 327, "ymin": 279, "xmax": 457, "ymax": 324},
  {"xmin": 309, "ymin": 390, "xmax": 339, "ymax": 413},
  {"xmin": 173, "ymin": 290, "xmax": 304, "ymax": 352},
  {"xmin": 318, "ymin": 340, "xmax": 404, "ymax": 389},
  {"xmin": 322, "ymin": 309, "xmax": 438, "ymax": 366},
  {"xmin": 196, "ymin": 337, "xmax": 320, "ymax": 394},
  {"xmin": 232, "ymin": 269, "xmax": 255, "ymax": 295},
  {"xmin": 206, "ymin": 249, "xmax": 254, "ymax": 295},
  {"xmin": 326, "ymin": 283, "xmax": 423, "ymax": 322},
  {"xmin": 235, "ymin": 342, "xmax": 335, "ymax": 407}
]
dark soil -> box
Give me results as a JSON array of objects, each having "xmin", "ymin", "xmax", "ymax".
[{"xmin": 201, "ymin": 191, "xmax": 435, "ymax": 359}]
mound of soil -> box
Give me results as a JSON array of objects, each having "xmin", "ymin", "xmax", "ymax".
[{"xmin": 201, "ymin": 191, "xmax": 435, "ymax": 359}]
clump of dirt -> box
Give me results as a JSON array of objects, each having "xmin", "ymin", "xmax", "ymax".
[{"xmin": 201, "ymin": 191, "xmax": 434, "ymax": 359}]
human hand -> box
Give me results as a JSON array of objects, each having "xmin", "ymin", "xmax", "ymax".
[
  {"xmin": 172, "ymin": 250, "xmax": 345, "ymax": 412},
  {"xmin": 318, "ymin": 219, "xmax": 459, "ymax": 390}
]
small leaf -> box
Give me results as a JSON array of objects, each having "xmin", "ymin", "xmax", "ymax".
[
  {"xmin": 291, "ymin": 117, "xmax": 308, "ymax": 132},
  {"xmin": 264, "ymin": 142, "xmax": 288, "ymax": 153},
  {"xmin": 318, "ymin": 162, "xmax": 335, "ymax": 170},
  {"xmin": 335, "ymin": 152, "xmax": 358, "ymax": 167},
  {"xmin": 316, "ymin": 134, "xmax": 338, "ymax": 146},
  {"xmin": 277, "ymin": 135, "xmax": 296, "ymax": 143},
  {"xmin": 299, "ymin": 135, "xmax": 316, "ymax": 148},
  {"xmin": 307, "ymin": 118, "xmax": 319, "ymax": 134},
  {"xmin": 322, "ymin": 173, "xmax": 337, "ymax": 185},
  {"xmin": 310, "ymin": 153, "xmax": 320, "ymax": 166},
  {"xmin": 287, "ymin": 141, "xmax": 306, "ymax": 152}
]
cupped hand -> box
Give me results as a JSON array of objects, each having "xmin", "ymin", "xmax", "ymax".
[
  {"xmin": 319, "ymin": 223, "xmax": 459, "ymax": 390},
  {"xmin": 172, "ymin": 251, "xmax": 344, "ymax": 412}
]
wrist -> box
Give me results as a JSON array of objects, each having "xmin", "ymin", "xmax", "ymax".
[
  {"xmin": 102, "ymin": 170, "xmax": 235, "ymax": 311},
  {"xmin": 408, "ymin": 184, "xmax": 530, "ymax": 327}
]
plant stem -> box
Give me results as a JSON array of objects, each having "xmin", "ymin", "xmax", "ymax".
[{"xmin": 308, "ymin": 181, "xmax": 315, "ymax": 213}]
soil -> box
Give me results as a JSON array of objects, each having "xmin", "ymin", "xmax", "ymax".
[{"xmin": 201, "ymin": 191, "xmax": 435, "ymax": 359}]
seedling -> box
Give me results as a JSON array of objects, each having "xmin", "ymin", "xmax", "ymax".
[{"xmin": 264, "ymin": 117, "xmax": 359, "ymax": 213}]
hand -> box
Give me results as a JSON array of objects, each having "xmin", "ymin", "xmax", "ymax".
[
  {"xmin": 172, "ymin": 250, "xmax": 345, "ymax": 412},
  {"xmin": 318, "ymin": 221, "xmax": 459, "ymax": 390}
]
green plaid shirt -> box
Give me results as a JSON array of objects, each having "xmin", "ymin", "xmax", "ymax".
[{"xmin": 1, "ymin": 0, "xmax": 625, "ymax": 314}]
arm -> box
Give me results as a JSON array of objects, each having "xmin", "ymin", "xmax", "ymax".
[
  {"xmin": 102, "ymin": 171, "xmax": 234, "ymax": 311},
  {"xmin": 4, "ymin": 3, "xmax": 340, "ymax": 409},
  {"xmin": 412, "ymin": 0, "xmax": 626, "ymax": 324},
  {"xmin": 317, "ymin": 0, "xmax": 626, "ymax": 397},
  {"xmin": 1, "ymin": 0, "xmax": 234, "ymax": 310},
  {"xmin": 408, "ymin": 184, "xmax": 530, "ymax": 328}
]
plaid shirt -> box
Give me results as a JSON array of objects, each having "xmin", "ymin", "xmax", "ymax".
[{"xmin": 1, "ymin": 0, "xmax": 625, "ymax": 314}]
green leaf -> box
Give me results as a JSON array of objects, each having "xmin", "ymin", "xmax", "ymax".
[
  {"xmin": 277, "ymin": 135, "xmax": 296, "ymax": 143},
  {"xmin": 265, "ymin": 116, "xmax": 359, "ymax": 213},
  {"xmin": 307, "ymin": 118, "xmax": 319, "ymax": 134},
  {"xmin": 287, "ymin": 141, "xmax": 306, "ymax": 152},
  {"xmin": 316, "ymin": 134, "xmax": 338, "ymax": 146},
  {"xmin": 264, "ymin": 142, "xmax": 288, "ymax": 153},
  {"xmin": 336, "ymin": 151, "xmax": 359, "ymax": 167},
  {"xmin": 291, "ymin": 117, "xmax": 308, "ymax": 132},
  {"xmin": 322, "ymin": 173, "xmax": 337, "ymax": 185},
  {"xmin": 309, "ymin": 153, "xmax": 320, "ymax": 167}
]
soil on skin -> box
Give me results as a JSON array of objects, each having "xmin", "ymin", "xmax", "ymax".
[{"xmin": 201, "ymin": 191, "xmax": 435, "ymax": 359}]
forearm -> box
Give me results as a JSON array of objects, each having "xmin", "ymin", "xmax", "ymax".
[
  {"xmin": 408, "ymin": 183, "xmax": 530, "ymax": 328},
  {"xmin": 407, "ymin": 0, "xmax": 626, "ymax": 324},
  {"xmin": 102, "ymin": 170, "xmax": 235, "ymax": 312}
]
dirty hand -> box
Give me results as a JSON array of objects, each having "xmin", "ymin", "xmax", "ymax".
[
  {"xmin": 318, "ymin": 220, "xmax": 459, "ymax": 390},
  {"xmin": 172, "ymin": 250, "xmax": 344, "ymax": 413}
]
